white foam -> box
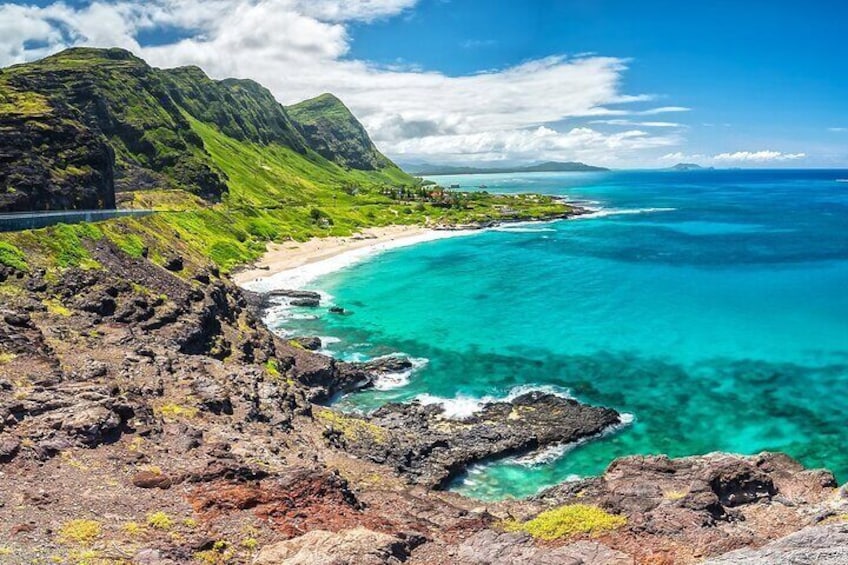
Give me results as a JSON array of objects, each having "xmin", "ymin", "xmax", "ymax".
[
  {"xmin": 414, "ymin": 384, "xmax": 574, "ymax": 420},
  {"xmin": 316, "ymin": 335, "xmax": 342, "ymax": 356},
  {"xmin": 575, "ymin": 206, "xmax": 676, "ymax": 219},
  {"xmin": 319, "ymin": 335, "xmax": 342, "ymax": 345},
  {"xmin": 508, "ymin": 412, "xmax": 636, "ymax": 468},
  {"xmin": 371, "ymin": 356, "xmax": 429, "ymax": 391},
  {"xmin": 492, "ymin": 226, "xmax": 556, "ymax": 233},
  {"xmin": 243, "ymin": 229, "xmax": 478, "ymax": 293}
]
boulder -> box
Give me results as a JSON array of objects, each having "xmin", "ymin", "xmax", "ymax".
[
  {"xmin": 253, "ymin": 527, "xmax": 418, "ymax": 565},
  {"xmin": 456, "ymin": 530, "xmax": 633, "ymax": 565},
  {"xmin": 132, "ymin": 470, "xmax": 172, "ymax": 490},
  {"xmin": 60, "ymin": 403, "xmax": 122, "ymax": 445},
  {"xmin": 292, "ymin": 336, "xmax": 322, "ymax": 351},
  {"xmin": 704, "ymin": 523, "xmax": 848, "ymax": 564},
  {"xmin": 267, "ymin": 289, "xmax": 321, "ymax": 300},
  {"xmin": 191, "ymin": 377, "xmax": 232, "ymax": 415},
  {"xmin": 290, "ymin": 298, "xmax": 320, "ymax": 307},
  {"xmin": 163, "ymin": 256, "xmax": 184, "ymax": 272}
]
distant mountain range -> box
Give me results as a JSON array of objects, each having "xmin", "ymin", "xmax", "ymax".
[{"xmin": 408, "ymin": 161, "xmax": 609, "ymax": 176}]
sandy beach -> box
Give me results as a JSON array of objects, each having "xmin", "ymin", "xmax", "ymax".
[{"xmin": 232, "ymin": 224, "xmax": 472, "ymax": 292}]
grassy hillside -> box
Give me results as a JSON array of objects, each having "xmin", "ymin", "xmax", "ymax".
[{"xmin": 0, "ymin": 47, "xmax": 573, "ymax": 276}]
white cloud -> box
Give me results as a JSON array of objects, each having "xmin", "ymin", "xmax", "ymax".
[
  {"xmin": 713, "ymin": 151, "xmax": 806, "ymax": 162},
  {"xmin": 590, "ymin": 119, "xmax": 683, "ymax": 128},
  {"xmin": 661, "ymin": 150, "xmax": 807, "ymax": 164},
  {"xmin": 829, "ymin": 127, "xmax": 847, "ymax": 132},
  {"xmin": 636, "ymin": 106, "xmax": 690, "ymax": 115},
  {"xmin": 392, "ymin": 126, "xmax": 681, "ymax": 165},
  {"xmin": 0, "ymin": 0, "xmax": 688, "ymax": 165},
  {"xmin": 295, "ymin": 0, "xmax": 419, "ymax": 22}
]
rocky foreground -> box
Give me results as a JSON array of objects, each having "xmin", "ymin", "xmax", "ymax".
[{"xmin": 1, "ymin": 241, "xmax": 847, "ymax": 564}]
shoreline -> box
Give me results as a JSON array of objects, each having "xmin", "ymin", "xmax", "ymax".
[
  {"xmin": 232, "ymin": 224, "xmax": 479, "ymax": 292},
  {"xmin": 233, "ymin": 208, "xmax": 588, "ymax": 292}
]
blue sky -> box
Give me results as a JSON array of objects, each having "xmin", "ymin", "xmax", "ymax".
[{"xmin": 1, "ymin": 0, "xmax": 845, "ymax": 167}]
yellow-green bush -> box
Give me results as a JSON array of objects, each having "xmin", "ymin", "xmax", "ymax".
[
  {"xmin": 43, "ymin": 298, "xmax": 72, "ymax": 317},
  {"xmin": 157, "ymin": 403, "xmax": 199, "ymax": 421},
  {"xmin": 146, "ymin": 511, "xmax": 173, "ymax": 530},
  {"xmin": 58, "ymin": 519, "xmax": 102, "ymax": 545},
  {"xmin": 502, "ymin": 504, "xmax": 626, "ymax": 540}
]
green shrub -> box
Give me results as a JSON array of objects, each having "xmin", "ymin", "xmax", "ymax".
[
  {"xmin": 112, "ymin": 233, "xmax": 146, "ymax": 258},
  {"xmin": 47, "ymin": 223, "xmax": 103, "ymax": 268},
  {"xmin": 0, "ymin": 241, "xmax": 27, "ymax": 271},
  {"xmin": 502, "ymin": 504, "xmax": 626, "ymax": 540}
]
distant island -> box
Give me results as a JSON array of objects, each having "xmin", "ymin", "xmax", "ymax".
[
  {"xmin": 410, "ymin": 161, "xmax": 610, "ymax": 176},
  {"xmin": 668, "ymin": 162, "xmax": 714, "ymax": 171}
]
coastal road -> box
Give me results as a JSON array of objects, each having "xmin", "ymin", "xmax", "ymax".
[{"xmin": 0, "ymin": 209, "xmax": 155, "ymax": 232}]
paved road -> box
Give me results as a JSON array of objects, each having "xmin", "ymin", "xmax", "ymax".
[{"xmin": 0, "ymin": 209, "xmax": 155, "ymax": 232}]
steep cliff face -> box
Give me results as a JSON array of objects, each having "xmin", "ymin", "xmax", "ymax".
[
  {"xmin": 1, "ymin": 48, "xmax": 229, "ymax": 205},
  {"xmin": 0, "ymin": 48, "xmax": 411, "ymax": 213},
  {"xmin": 288, "ymin": 93, "xmax": 395, "ymax": 171},
  {"xmin": 161, "ymin": 66, "xmax": 307, "ymax": 151},
  {"xmin": 0, "ymin": 88, "xmax": 115, "ymax": 212}
]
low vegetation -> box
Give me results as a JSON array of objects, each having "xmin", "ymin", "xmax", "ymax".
[
  {"xmin": 0, "ymin": 241, "xmax": 27, "ymax": 271},
  {"xmin": 315, "ymin": 407, "xmax": 390, "ymax": 444},
  {"xmin": 502, "ymin": 504, "xmax": 627, "ymax": 540},
  {"xmin": 146, "ymin": 511, "xmax": 174, "ymax": 530},
  {"xmin": 157, "ymin": 403, "xmax": 199, "ymax": 421},
  {"xmin": 58, "ymin": 519, "xmax": 103, "ymax": 545}
]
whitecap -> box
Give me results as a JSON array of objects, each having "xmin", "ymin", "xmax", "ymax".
[
  {"xmin": 315, "ymin": 335, "xmax": 342, "ymax": 355},
  {"xmin": 371, "ymin": 356, "xmax": 429, "ymax": 391},
  {"xmin": 413, "ymin": 384, "xmax": 574, "ymax": 420},
  {"xmin": 318, "ymin": 335, "xmax": 341, "ymax": 345},
  {"xmin": 492, "ymin": 226, "xmax": 557, "ymax": 233},
  {"xmin": 575, "ymin": 206, "xmax": 676, "ymax": 219}
]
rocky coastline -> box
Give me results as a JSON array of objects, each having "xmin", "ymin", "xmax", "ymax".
[{"xmin": 2, "ymin": 241, "xmax": 847, "ymax": 564}]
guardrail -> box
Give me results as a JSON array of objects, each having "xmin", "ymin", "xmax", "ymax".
[{"xmin": 0, "ymin": 209, "xmax": 155, "ymax": 232}]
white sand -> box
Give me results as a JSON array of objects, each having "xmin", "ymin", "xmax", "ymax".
[{"xmin": 232, "ymin": 225, "xmax": 477, "ymax": 292}]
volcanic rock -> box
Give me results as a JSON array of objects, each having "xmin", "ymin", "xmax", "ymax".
[
  {"xmin": 320, "ymin": 391, "xmax": 621, "ymax": 488},
  {"xmin": 253, "ymin": 527, "xmax": 420, "ymax": 565}
]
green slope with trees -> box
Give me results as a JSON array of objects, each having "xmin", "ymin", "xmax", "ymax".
[{"xmin": 0, "ymin": 47, "xmax": 573, "ymax": 275}]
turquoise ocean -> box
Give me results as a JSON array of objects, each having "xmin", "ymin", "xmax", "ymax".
[{"xmin": 265, "ymin": 169, "xmax": 848, "ymax": 500}]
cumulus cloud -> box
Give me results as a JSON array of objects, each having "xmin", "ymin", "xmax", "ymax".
[
  {"xmin": 0, "ymin": 0, "xmax": 689, "ymax": 165},
  {"xmin": 661, "ymin": 150, "xmax": 807, "ymax": 164}
]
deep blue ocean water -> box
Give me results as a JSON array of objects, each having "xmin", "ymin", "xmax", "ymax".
[{"xmin": 268, "ymin": 170, "xmax": 848, "ymax": 500}]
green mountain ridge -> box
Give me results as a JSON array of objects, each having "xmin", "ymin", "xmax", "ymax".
[
  {"xmin": 0, "ymin": 47, "xmax": 409, "ymax": 213},
  {"xmin": 0, "ymin": 47, "xmax": 573, "ymax": 273}
]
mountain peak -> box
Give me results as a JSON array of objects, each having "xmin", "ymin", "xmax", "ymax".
[{"xmin": 287, "ymin": 93, "xmax": 391, "ymax": 170}]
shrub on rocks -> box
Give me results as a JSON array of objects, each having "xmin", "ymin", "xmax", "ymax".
[{"xmin": 503, "ymin": 504, "xmax": 627, "ymax": 540}]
